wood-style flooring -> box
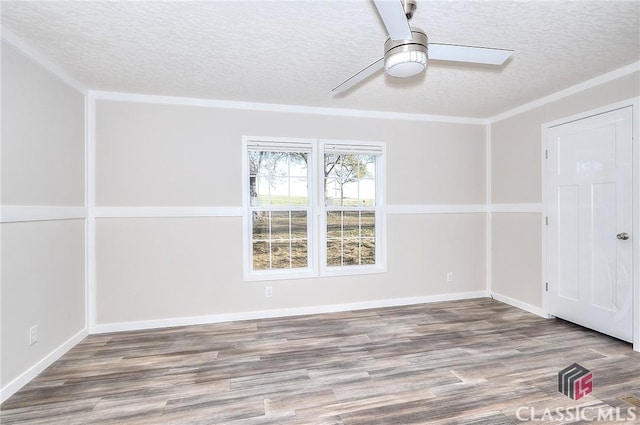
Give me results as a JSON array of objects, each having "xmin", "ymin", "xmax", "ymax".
[{"xmin": 2, "ymin": 298, "xmax": 639, "ymax": 424}]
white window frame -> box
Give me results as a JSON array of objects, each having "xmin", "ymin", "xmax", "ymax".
[
  {"xmin": 318, "ymin": 139, "xmax": 387, "ymax": 277},
  {"xmin": 242, "ymin": 137, "xmax": 386, "ymax": 282}
]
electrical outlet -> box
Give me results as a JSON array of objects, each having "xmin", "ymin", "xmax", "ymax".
[
  {"xmin": 264, "ymin": 286, "xmax": 273, "ymax": 298},
  {"xmin": 447, "ymin": 272, "xmax": 454, "ymax": 283},
  {"xmin": 29, "ymin": 325, "xmax": 38, "ymax": 346}
]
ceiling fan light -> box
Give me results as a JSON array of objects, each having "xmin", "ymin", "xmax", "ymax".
[
  {"xmin": 383, "ymin": 29, "xmax": 429, "ymax": 79},
  {"xmin": 385, "ymin": 49, "xmax": 427, "ymax": 78}
]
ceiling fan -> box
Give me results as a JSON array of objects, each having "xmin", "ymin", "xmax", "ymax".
[{"xmin": 332, "ymin": 0, "xmax": 513, "ymax": 93}]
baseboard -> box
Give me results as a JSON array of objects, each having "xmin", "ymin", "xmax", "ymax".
[
  {"xmin": 490, "ymin": 291, "xmax": 548, "ymax": 318},
  {"xmin": 0, "ymin": 327, "xmax": 89, "ymax": 404},
  {"xmin": 6, "ymin": 291, "xmax": 540, "ymax": 402},
  {"xmin": 92, "ymin": 291, "xmax": 489, "ymax": 334}
]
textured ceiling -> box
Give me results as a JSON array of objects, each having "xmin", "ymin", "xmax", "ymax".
[{"xmin": 2, "ymin": 0, "xmax": 639, "ymax": 118}]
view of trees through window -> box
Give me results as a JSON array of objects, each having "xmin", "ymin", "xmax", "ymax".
[
  {"xmin": 249, "ymin": 151, "xmax": 308, "ymax": 270},
  {"xmin": 248, "ymin": 148, "xmax": 377, "ymax": 271},
  {"xmin": 324, "ymin": 153, "xmax": 376, "ymax": 267}
]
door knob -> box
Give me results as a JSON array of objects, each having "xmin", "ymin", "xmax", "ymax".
[{"xmin": 617, "ymin": 232, "xmax": 629, "ymax": 240}]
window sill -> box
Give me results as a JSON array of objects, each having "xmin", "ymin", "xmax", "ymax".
[{"xmin": 243, "ymin": 264, "xmax": 386, "ymax": 282}]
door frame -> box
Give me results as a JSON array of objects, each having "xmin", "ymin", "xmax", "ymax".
[{"xmin": 541, "ymin": 98, "xmax": 640, "ymax": 352}]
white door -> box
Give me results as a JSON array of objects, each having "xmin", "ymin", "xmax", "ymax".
[{"xmin": 547, "ymin": 106, "xmax": 633, "ymax": 342}]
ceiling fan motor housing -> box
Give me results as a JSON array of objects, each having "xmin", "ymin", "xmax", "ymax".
[{"xmin": 384, "ymin": 28, "xmax": 428, "ymax": 78}]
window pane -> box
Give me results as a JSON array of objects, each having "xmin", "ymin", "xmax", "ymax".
[
  {"xmin": 360, "ymin": 212, "xmax": 376, "ymax": 264},
  {"xmin": 250, "ymin": 151, "xmax": 308, "ymax": 206},
  {"xmin": 291, "ymin": 240, "xmax": 308, "ymax": 268},
  {"xmin": 325, "ymin": 177, "xmax": 342, "ymax": 206},
  {"xmin": 342, "ymin": 240, "xmax": 359, "ymax": 266},
  {"xmin": 359, "ymin": 178, "xmax": 376, "ymax": 206},
  {"xmin": 290, "ymin": 177, "xmax": 308, "ymax": 205},
  {"xmin": 326, "ymin": 240, "xmax": 342, "ymax": 267},
  {"xmin": 341, "ymin": 180, "xmax": 359, "ymax": 206},
  {"xmin": 290, "ymin": 211, "xmax": 307, "ymax": 239},
  {"xmin": 361, "ymin": 237, "xmax": 376, "ymax": 265},
  {"xmin": 267, "ymin": 177, "xmax": 289, "ymax": 205},
  {"xmin": 251, "ymin": 210, "xmax": 308, "ymax": 271},
  {"xmin": 327, "ymin": 211, "xmax": 342, "ymax": 238},
  {"xmin": 361, "ymin": 211, "xmax": 375, "ymax": 238},
  {"xmin": 343, "ymin": 211, "xmax": 360, "ymax": 238},
  {"xmin": 271, "ymin": 241, "xmax": 291, "ymax": 269},
  {"xmin": 325, "ymin": 211, "xmax": 376, "ymax": 267},
  {"xmin": 271, "ymin": 211, "xmax": 290, "ymax": 239},
  {"xmin": 252, "ymin": 212, "xmax": 269, "ymax": 240},
  {"xmin": 253, "ymin": 241, "xmax": 270, "ymax": 270},
  {"xmin": 324, "ymin": 153, "xmax": 342, "ymax": 206},
  {"xmin": 324, "ymin": 153, "xmax": 376, "ymax": 207},
  {"xmin": 342, "ymin": 211, "xmax": 360, "ymax": 265}
]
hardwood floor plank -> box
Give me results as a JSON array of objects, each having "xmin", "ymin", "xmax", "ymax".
[{"xmin": 2, "ymin": 298, "xmax": 639, "ymax": 424}]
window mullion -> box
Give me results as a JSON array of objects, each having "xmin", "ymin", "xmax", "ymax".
[
  {"xmin": 288, "ymin": 210, "xmax": 292, "ymax": 269},
  {"xmin": 268, "ymin": 211, "xmax": 273, "ymax": 270},
  {"xmin": 358, "ymin": 210, "xmax": 362, "ymax": 265},
  {"xmin": 340, "ymin": 210, "xmax": 344, "ymax": 267}
]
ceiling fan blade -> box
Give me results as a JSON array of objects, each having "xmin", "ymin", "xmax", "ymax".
[
  {"xmin": 428, "ymin": 43, "xmax": 513, "ymax": 65},
  {"xmin": 373, "ymin": 0, "xmax": 412, "ymax": 40},
  {"xmin": 332, "ymin": 58, "xmax": 384, "ymax": 94}
]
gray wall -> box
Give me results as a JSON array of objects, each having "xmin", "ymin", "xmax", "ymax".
[
  {"xmin": 2, "ymin": 30, "xmax": 637, "ymax": 401},
  {"xmin": 94, "ymin": 100, "xmax": 488, "ymax": 326},
  {"xmin": 1, "ymin": 42, "xmax": 86, "ymax": 392},
  {"xmin": 490, "ymin": 71, "xmax": 640, "ymax": 308}
]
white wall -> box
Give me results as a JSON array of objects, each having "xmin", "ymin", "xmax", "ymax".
[
  {"xmin": 0, "ymin": 41, "xmax": 86, "ymax": 401},
  {"xmin": 93, "ymin": 99, "xmax": 488, "ymax": 328},
  {"xmin": 489, "ymin": 71, "xmax": 640, "ymax": 310}
]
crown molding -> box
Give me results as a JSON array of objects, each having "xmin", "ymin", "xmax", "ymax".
[
  {"xmin": 489, "ymin": 61, "xmax": 640, "ymax": 124},
  {"xmin": 4, "ymin": 26, "xmax": 637, "ymax": 128},
  {"xmin": 88, "ymin": 90, "xmax": 487, "ymax": 125},
  {"xmin": 5, "ymin": 25, "xmax": 636, "ymax": 127},
  {"xmin": 1, "ymin": 28, "xmax": 87, "ymax": 95}
]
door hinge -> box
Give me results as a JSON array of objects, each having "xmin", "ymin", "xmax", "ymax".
[
  {"xmin": 545, "ymin": 216, "xmax": 549, "ymax": 225},
  {"xmin": 545, "ymin": 149, "xmax": 548, "ymax": 159},
  {"xmin": 546, "ymin": 282, "xmax": 549, "ymax": 291}
]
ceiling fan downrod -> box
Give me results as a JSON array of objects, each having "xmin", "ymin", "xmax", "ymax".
[{"xmin": 402, "ymin": 0, "xmax": 417, "ymax": 20}]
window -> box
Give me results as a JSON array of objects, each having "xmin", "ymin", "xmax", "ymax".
[
  {"xmin": 321, "ymin": 142, "xmax": 383, "ymax": 275},
  {"xmin": 243, "ymin": 138, "xmax": 385, "ymax": 280}
]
